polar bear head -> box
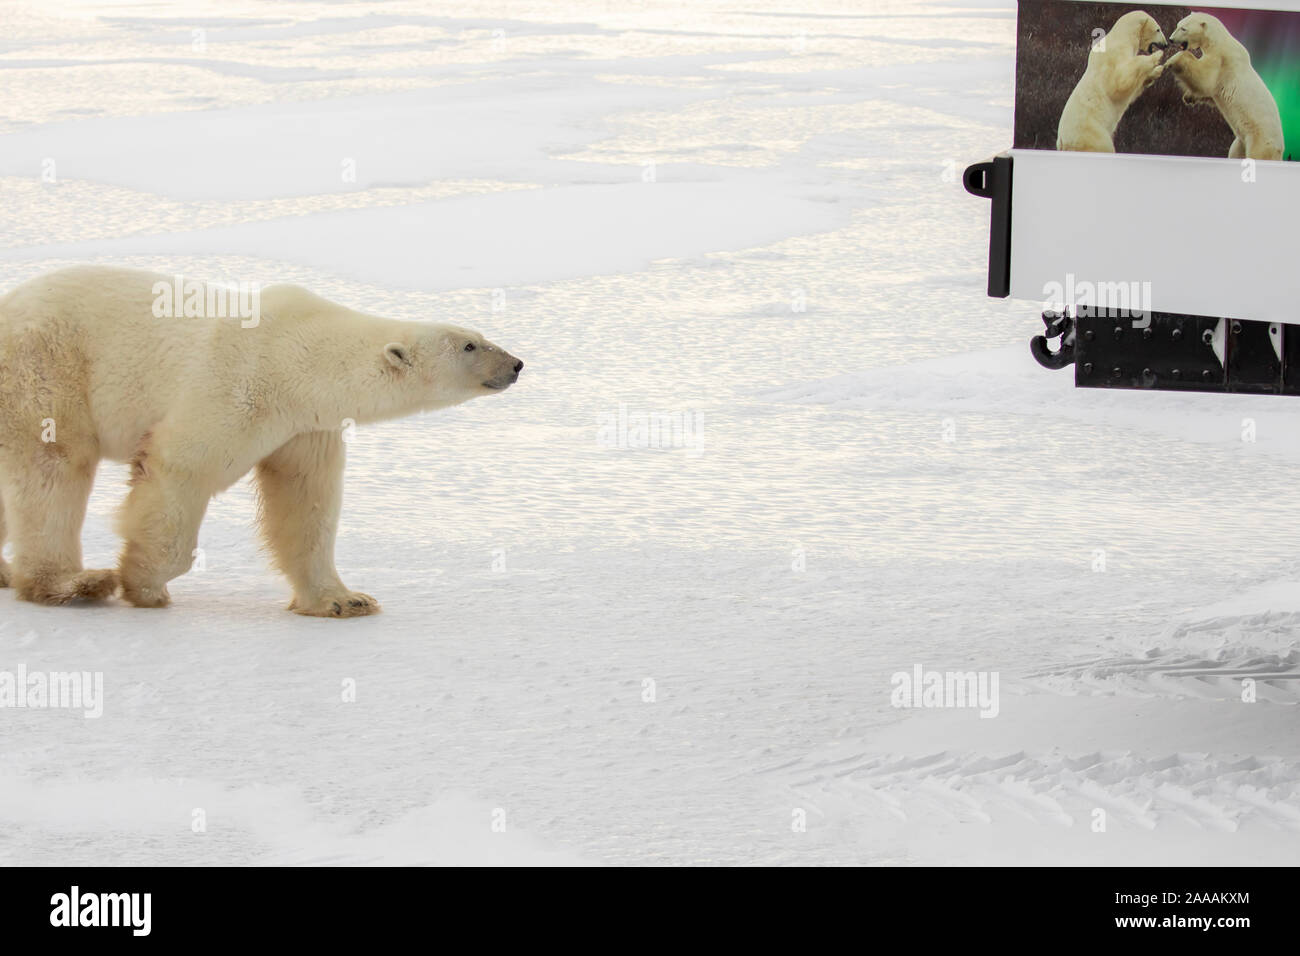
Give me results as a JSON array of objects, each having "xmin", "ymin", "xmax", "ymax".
[
  {"xmin": 1170, "ymin": 13, "xmax": 1225, "ymax": 54},
  {"xmin": 1110, "ymin": 10, "xmax": 1168, "ymax": 56},
  {"xmin": 254, "ymin": 283, "xmax": 523, "ymax": 421},
  {"xmin": 384, "ymin": 325, "xmax": 523, "ymax": 400}
]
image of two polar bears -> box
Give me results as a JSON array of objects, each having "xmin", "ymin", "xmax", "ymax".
[{"xmin": 1057, "ymin": 10, "xmax": 1284, "ymax": 160}]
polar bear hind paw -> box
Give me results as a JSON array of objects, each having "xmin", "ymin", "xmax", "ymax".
[
  {"xmin": 17, "ymin": 568, "xmax": 119, "ymax": 606},
  {"xmin": 290, "ymin": 591, "xmax": 381, "ymax": 618}
]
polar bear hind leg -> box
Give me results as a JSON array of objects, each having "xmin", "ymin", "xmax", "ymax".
[
  {"xmin": 1247, "ymin": 135, "xmax": 1283, "ymax": 161},
  {"xmin": 0, "ymin": 425, "xmax": 117, "ymax": 605},
  {"xmin": 255, "ymin": 430, "xmax": 379, "ymax": 618},
  {"xmin": 1058, "ymin": 119, "xmax": 1116, "ymax": 153}
]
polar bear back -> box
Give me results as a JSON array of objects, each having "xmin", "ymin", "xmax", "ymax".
[
  {"xmin": 0, "ymin": 266, "xmax": 422, "ymax": 464},
  {"xmin": 0, "ymin": 267, "xmax": 221, "ymax": 461}
]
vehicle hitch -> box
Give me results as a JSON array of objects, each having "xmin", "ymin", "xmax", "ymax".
[{"xmin": 1030, "ymin": 309, "xmax": 1075, "ymax": 370}]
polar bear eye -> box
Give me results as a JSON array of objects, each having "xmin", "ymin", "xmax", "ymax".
[{"xmin": 464, "ymin": 342, "xmax": 476, "ymax": 352}]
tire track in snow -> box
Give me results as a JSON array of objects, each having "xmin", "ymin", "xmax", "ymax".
[
  {"xmin": 771, "ymin": 750, "xmax": 1300, "ymax": 832},
  {"xmin": 1025, "ymin": 610, "xmax": 1300, "ymax": 703}
]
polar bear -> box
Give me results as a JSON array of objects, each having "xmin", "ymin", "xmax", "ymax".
[
  {"xmin": 0, "ymin": 266, "xmax": 523, "ymax": 617},
  {"xmin": 1057, "ymin": 11, "xmax": 1169, "ymax": 153},
  {"xmin": 1165, "ymin": 13, "xmax": 1284, "ymax": 160}
]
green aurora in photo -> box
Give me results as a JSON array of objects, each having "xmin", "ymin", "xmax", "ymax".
[{"xmin": 1208, "ymin": 7, "xmax": 1300, "ymax": 160}]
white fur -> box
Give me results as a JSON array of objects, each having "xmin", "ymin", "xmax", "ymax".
[
  {"xmin": 0, "ymin": 266, "xmax": 522, "ymax": 615},
  {"xmin": 1057, "ymin": 11, "xmax": 1169, "ymax": 153},
  {"xmin": 1166, "ymin": 13, "xmax": 1284, "ymax": 161}
]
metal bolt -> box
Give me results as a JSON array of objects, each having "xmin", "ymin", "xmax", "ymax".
[
  {"xmin": 1171, "ymin": 369, "xmax": 1181, "ymax": 379},
  {"xmin": 1232, "ymin": 321, "xmax": 1242, "ymax": 334},
  {"xmin": 1203, "ymin": 370, "xmax": 1213, "ymax": 381},
  {"xmin": 1082, "ymin": 362, "xmax": 1093, "ymax": 376},
  {"xmin": 1114, "ymin": 327, "xmax": 1124, "ymax": 338},
  {"xmin": 1111, "ymin": 367, "xmax": 1122, "ymax": 378},
  {"xmin": 1203, "ymin": 329, "xmax": 1214, "ymax": 345},
  {"xmin": 1142, "ymin": 328, "xmax": 1153, "ymax": 340},
  {"xmin": 1172, "ymin": 328, "xmax": 1182, "ymax": 341},
  {"xmin": 1084, "ymin": 329, "xmax": 1095, "ymax": 341}
]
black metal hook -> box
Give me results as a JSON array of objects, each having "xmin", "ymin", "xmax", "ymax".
[{"xmin": 1030, "ymin": 310, "xmax": 1076, "ymax": 370}]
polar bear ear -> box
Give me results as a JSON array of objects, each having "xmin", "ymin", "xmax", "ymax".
[{"xmin": 384, "ymin": 343, "xmax": 412, "ymax": 369}]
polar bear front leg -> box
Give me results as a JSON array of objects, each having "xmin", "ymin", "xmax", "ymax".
[
  {"xmin": 1166, "ymin": 50, "xmax": 1214, "ymax": 102},
  {"xmin": 1138, "ymin": 50, "xmax": 1166, "ymax": 89},
  {"xmin": 1117, "ymin": 50, "xmax": 1163, "ymax": 98},
  {"xmin": 255, "ymin": 430, "xmax": 379, "ymax": 619},
  {"xmin": 116, "ymin": 440, "xmax": 212, "ymax": 608}
]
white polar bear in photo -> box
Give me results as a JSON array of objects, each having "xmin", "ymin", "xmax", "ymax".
[
  {"xmin": 0, "ymin": 266, "xmax": 523, "ymax": 617},
  {"xmin": 1165, "ymin": 13, "xmax": 1284, "ymax": 160},
  {"xmin": 1057, "ymin": 10, "xmax": 1169, "ymax": 153}
]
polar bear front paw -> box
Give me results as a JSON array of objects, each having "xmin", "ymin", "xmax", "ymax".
[
  {"xmin": 121, "ymin": 581, "xmax": 171, "ymax": 608},
  {"xmin": 290, "ymin": 591, "xmax": 381, "ymax": 618}
]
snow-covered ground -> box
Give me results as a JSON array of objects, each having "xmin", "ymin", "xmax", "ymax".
[{"xmin": 1, "ymin": 0, "xmax": 1297, "ymax": 865}]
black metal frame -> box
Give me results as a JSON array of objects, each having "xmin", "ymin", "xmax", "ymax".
[
  {"xmin": 962, "ymin": 156, "xmax": 1012, "ymax": 299},
  {"xmin": 1031, "ymin": 308, "xmax": 1300, "ymax": 395}
]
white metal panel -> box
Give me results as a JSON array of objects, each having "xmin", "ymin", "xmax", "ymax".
[
  {"xmin": 1008, "ymin": 148, "xmax": 1300, "ymax": 325},
  {"xmin": 1061, "ymin": 0, "xmax": 1300, "ymax": 10}
]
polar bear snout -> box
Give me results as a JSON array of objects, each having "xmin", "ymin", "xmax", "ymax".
[
  {"xmin": 482, "ymin": 354, "xmax": 523, "ymax": 391},
  {"xmin": 1139, "ymin": 20, "xmax": 1167, "ymax": 55},
  {"xmin": 439, "ymin": 327, "xmax": 523, "ymax": 392}
]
